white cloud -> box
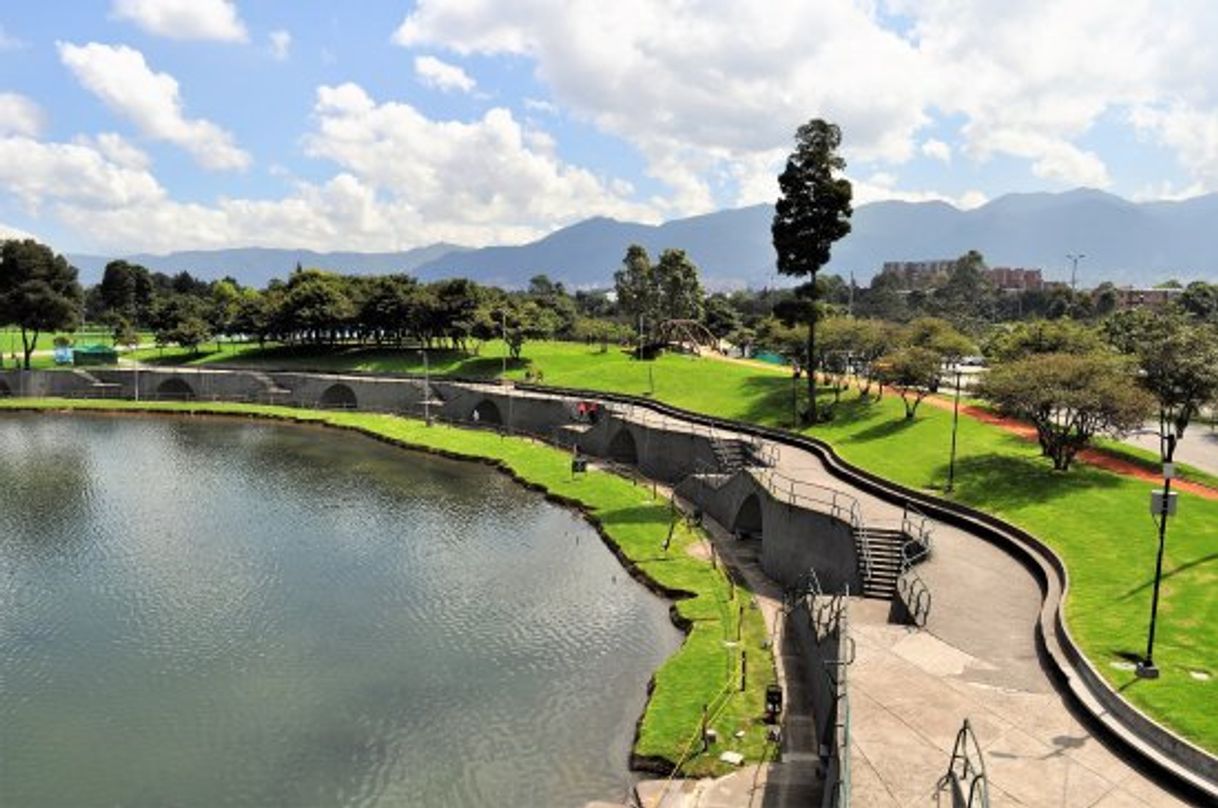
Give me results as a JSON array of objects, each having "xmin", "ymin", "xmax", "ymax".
[
  {"xmin": 0, "ymin": 93, "xmax": 45, "ymax": 137},
  {"xmin": 851, "ymin": 171, "xmax": 987, "ymax": 209},
  {"xmin": 268, "ymin": 29, "xmax": 291, "ymax": 61},
  {"xmin": 1131, "ymin": 103, "xmax": 1218, "ymax": 188},
  {"xmin": 523, "ymin": 97, "xmax": 557, "ymax": 115},
  {"xmin": 921, "ymin": 138, "xmax": 951, "ymax": 163},
  {"xmin": 0, "ymin": 24, "xmax": 26, "ymax": 51},
  {"xmin": 72, "ymin": 132, "xmax": 152, "ymax": 171},
  {"xmin": 111, "ymin": 0, "xmax": 247, "ymax": 42},
  {"xmin": 394, "ymin": 0, "xmax": 1218, "ymax": 204},
  {"xmin": 413, "ymin": 55, "xmax": 476, "ymax": 93},
  {"xmin": 0, "ymin": 135, "xmax": 164, "ymax": 209},
  {"xmin": 302, "ymin": 82, "xmax": 658, "ymax": 237},
  {"xmin": 58, "ymin": 42, "xmax": 251, "ymax": 171},
  {"xmin": 0, "ymin": 82, "xmax": 661, "ymax": 253},
  {"xmin": 395, "ymin": 0, "xmax": 931, "ymax": 214}
]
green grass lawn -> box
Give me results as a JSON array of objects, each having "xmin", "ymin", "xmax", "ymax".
[
  {"xmin": 0, "ymin": 398, "xmax": 775, "ymax": 777},
  {"xmin": 36, "ymin": 338, "xmax": 1218, "ymax": 753}
]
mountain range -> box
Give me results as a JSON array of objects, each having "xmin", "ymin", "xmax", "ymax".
[{"xmin": 66, "ymin": 188, "xmax": 1218, "ymax": 289}]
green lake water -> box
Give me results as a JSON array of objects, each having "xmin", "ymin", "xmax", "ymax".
[{"xmin": 0, "ymin": 413, "xmax": 681, "ymax": 807}]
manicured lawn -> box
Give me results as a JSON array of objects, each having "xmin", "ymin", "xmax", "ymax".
[
  {"xmin": 0, "ymin": 398, "xmax": 775, "ymax": 777},
  {"xmin": 41, "ymin": 339, "xmax": 1218, "ymax": 752}
]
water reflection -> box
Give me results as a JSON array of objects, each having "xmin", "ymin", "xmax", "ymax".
[{"xmin": 0, "ymin": 413, "xmax": 681, "ymax": 807}]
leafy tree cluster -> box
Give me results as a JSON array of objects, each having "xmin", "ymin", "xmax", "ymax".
[{"xmin": 0, "ymin": 240, "xmax": 84, "ymax": 368}]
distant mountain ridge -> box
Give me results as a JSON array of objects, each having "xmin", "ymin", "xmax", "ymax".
[{"xmin": 67, "ymin": 189, "xmax": 1218, "ymax": 288}]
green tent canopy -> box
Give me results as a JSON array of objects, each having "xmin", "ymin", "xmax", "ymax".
[{"xmin": 72, "ymin": 344, "xmax": 118, "ymax": 366}]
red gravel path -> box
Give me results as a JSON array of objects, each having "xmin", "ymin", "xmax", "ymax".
[{"xmin": 923, "ymin": 394, "xmax": 1218, "ymax": 501}]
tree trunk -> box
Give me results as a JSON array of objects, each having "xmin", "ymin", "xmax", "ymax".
[
  {"xmin": 805, "ymin": 313, "xmax": 817, "ymax": 423},
  {"xmin": 21, "ymin": 328, "xmax": 37, "ymax": 370}
]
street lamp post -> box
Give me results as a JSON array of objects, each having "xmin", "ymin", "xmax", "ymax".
[
  {"xmin": 419, "ymin": 348, "xmax": 431, "ymax": 426},
  {"xmin": 946, "ymin": 367, "xmax": 963, "ymax": 493},
  {"xmin": 1067, "ymin": 253, "xmax": 1085, "ymax": 292},
  {"xmin": 500, "ymin": 309, "xmax": 508, "ymax": 381},
  {"xmin": 1137, "ymin": 433, "xmax": 1178, "ymax": 679}
]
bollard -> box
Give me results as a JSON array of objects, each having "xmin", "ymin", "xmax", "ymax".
[
  {"xmin": 741, "ymin": 650, "xmax": 747, "ymax": 692},
  {"xmin": 737, "ymin": 604, "xmax": 743, "ymax": 641},
  {"xmin": 701, "ymin": 704, "xmax": 709, "ymax": 751}
]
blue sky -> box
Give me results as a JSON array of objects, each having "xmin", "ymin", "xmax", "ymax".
[{"xmin": 1, "ymin": 0, "xmax": 1216, "ymax": 254}]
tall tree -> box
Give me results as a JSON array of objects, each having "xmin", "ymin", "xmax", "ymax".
[
  {"xmin": 654, "ymin": 248, "xmax": 704, "ymax": 321},
  {"xmin": 0, "ymin": 239, "xmax": 84, "ymax": 369},
  {"xmin": 613, "ymin": 244, "xmax": 657, "ymax": 345},
  {"xmin": 772, "ymin": 119, "xmax": 853, "ymax": 421}
]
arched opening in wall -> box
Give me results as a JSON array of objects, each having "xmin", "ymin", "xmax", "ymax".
[
  {"xmin": 472, "ymin": 399, "xmax": 503, "ymax": 426},
  {"xmin": 607, "ymin": 428, "xmax": 639, "ymax": 465},
  {"xmin": 733, "ymin": 493, "xmax": 764, "ymax": 539},
  {"xmin": 156, "ymin": 378, "xmax": 196, "ymax": 401},
  {"xmin": 319, "ymin": 383, "xmax": 358, "ymax": 409},
  {"xmin": 0, "ymin": 379, "xmax": 10, "ymax": 397}
]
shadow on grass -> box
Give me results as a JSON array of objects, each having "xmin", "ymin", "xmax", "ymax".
[
  {"xmin": 1117, "ymin": 551, "xmax": 1218, "ymax": 600},
  {"xmin": 848, "ymin": 413, "xmax": 919, "ymax": 443},
  {"xmin": 734, "ymin": 374, "xmax": 801, "ymax": 427},
  {"xmin": 935, "ymin": 452, "xmax": 1123, "ymax": 510},
  {"xmin": 597, "ymin": 504, "xmax": 673, "ymax": 527}
]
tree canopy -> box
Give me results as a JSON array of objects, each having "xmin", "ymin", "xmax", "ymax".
[{"xmin": 0, "ymin": 239, "xmax": 84, "ymax": 368}]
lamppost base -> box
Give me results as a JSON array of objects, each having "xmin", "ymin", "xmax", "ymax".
[{"xmin": 1136, "ymin": 661, "xmax": 1160, "ymax": 679}]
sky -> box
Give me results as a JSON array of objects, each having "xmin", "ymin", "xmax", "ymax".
[{"xmin": 1, "ymin": 0, "xmax": 1217, "ymax": 255}]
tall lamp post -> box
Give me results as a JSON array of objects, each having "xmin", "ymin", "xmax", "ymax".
[
  {"xmin": 500, "ymin": 308, "xmax": 508, "ymax": 381},
  {"xmin": 1066, "ymin": 253, "xmax": 1085, "ymax": 292},
  {"xmin": 1138, "ymin": 433, "xmax": 1178, "ymax": 679},
  {"xmin": 946, "ymin": 367, "xmax": 963, "ymax": 493},
  {"xmin": 419, "ymin": 349, "xmax": 431, "ymax": 426}
]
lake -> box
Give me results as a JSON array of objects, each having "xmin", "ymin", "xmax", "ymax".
[{"xmin": 0, "ymin": 413, "xmax": 681, "ymax": 807}]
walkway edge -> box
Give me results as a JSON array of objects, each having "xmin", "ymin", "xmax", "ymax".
[{"xmin": 511, "ymin": 380, "xmax": 1218, "ymax": 801}]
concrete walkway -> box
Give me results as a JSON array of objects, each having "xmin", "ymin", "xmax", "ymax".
[
  {"xmin": 609, "ymin": 405, "xmax": 1195, "ymax": 806},
  {"xmin": 775, "ymin": 438, "xmax": 1192, "ymax": 806}
]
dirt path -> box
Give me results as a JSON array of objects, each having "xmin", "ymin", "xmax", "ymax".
[{"xmin": 923, "ymin": 394, "xmax": 1218, "ymax": 501}]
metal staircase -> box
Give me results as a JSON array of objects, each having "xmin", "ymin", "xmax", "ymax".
[{"xmin": 854, "ymin": 526, "xmax": 905, "ymax": 600}]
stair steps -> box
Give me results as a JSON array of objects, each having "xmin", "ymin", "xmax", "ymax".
[{"xmin": 855, "ymin": 527, "xmax": 906, "ymax": 600}]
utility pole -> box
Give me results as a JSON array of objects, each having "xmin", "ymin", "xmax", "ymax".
[
  {"xmin": 419, "ymin": 349, "xmax": 431, "ymax": 426},
  {"xmin": 1137, "ymin": 433, "xmax": 1177, "ymax": 679},
  {"xmin": 848, "ymin": 272, "xmax": 855, "ymax": 317},
  {"xmin": 946, "ymin": 368, "xmax": 963, "ymax": 492},
  {"xmin": 500, "ymin": 308, "xmax": 508, "ymax": 381},
  {"xmin": 1066, "ymin": 253, "xmax": 1085, "ymax": 292}
]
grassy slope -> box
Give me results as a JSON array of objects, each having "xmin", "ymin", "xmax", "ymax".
[
  {"xmin": 140, "ymin": 339, "xmax": 1218, "ymax": 752},
  {"xmin": 0, "ymin": 398, "xmax": 774, "ymax": 777}
]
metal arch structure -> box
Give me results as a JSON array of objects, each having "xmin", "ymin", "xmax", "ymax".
[{"xmin": 655, "ymin": 319, "xmax": 720, "ymax": 355}]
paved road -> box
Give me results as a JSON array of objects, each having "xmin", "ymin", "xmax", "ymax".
[{"xmin": 1122, "ymin": 422, "xmax": 1218, "ymax": 478}]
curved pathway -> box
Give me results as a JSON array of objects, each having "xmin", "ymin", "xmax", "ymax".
[
  {"xmin": 765, "ymin": 441, "xmax": 1191, "ymax": 806},
  {"xmin": 582, "ymin": 393, "xmax": 1195, "ymax": 805}
]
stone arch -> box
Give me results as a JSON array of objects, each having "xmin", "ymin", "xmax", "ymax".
[
  {"xmin": 732, "ymin": 492, "xmax": 764, "ymax": 539},
  {"xmin": 471, "ymin": 398, "xmax": 503, "ymax": 425},
  {"xmin": 156, "ymin": 378, "xmax": 196, "ymax": 401},
  {"xmin": 319, "ymin": 383, "xmax": 358, "ymax": 409},
  {"xmin": 607, "ymin": 427, "xmax": 639, "ymax": 465},
  {"xmin": 0, "ymin": 379, "xmax": 10, "ymax": 397}
]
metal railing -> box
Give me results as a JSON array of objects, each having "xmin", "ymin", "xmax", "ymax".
[
  {"xmin": 896, "ymin": 502, "xmax": 934, "ymax": 628},
  {"xmin": 936, "ymin": 718, "xmax": 990, "ymax": 808}
]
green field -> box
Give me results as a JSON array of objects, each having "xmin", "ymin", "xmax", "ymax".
[
  {"xmin": 17, "ymin": 338, "xmax": 1218, "ymax": 753},
  {"xmin": 0, "ymin": 398, "xmax": 776, "ymax": 777},
  {"xmin": 126, "ymin": 338, "xmax": 1218, "ymax": 752}
]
